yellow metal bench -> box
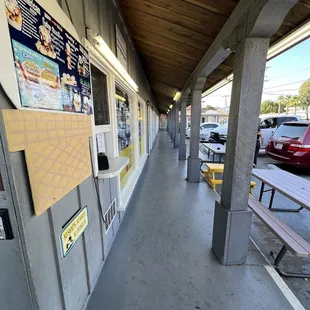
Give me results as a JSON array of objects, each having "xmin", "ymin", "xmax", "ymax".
[{"xmin": 202, "ymin": 163, "xmax": 256, "ymax": 194}]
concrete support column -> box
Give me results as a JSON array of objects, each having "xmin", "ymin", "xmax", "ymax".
[
  {"xmin": 171, "ymin": 106, "xmax": 175, "ymax": 142},
  {"xmin": 171, "ymin": 107, "xmax": 175, "ymax": 142},
  {"xmin": 173, "ymin": 102, "xmax": 180, "ymax": 148},
  {"xmin": 166, "ymin": 113, "xmax": 169, "ymax": 132},
  {"xmin": 168, "ymin": 112, "xmax": 171, "ymax": 136},
  {"xmin": 169, "ymin": 110, "xmax": 173, "ymax": 140},
  {"xmin": 179, "ymin": 92, "xmax": 190, "ymax": 159},
  {"xmin": 212, "ymin": 38, "xmax": 269, "ymax": 265},
  {"xmin": 187, "ymin": 77, "xmax": 206, "ymax": 182}
]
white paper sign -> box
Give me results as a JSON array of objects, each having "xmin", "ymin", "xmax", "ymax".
[{"xmin": 96, "ymin": 133, "xmax": 106, "ymax": 153}]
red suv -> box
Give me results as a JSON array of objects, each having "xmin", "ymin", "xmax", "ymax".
[{"xmin": 266, "ymin": 121, "xmax": 310, "ymax": 168}]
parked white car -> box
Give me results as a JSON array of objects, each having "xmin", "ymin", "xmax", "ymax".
[
  {"xmin": 208, "ymin": 114, "xmax": 302, "ymax": 148},
  {"xmin": 200, "ymin": 123, "xmax": 220, "ymax": 141},
  {"xmin": 186, "ymin": 126, "xmax": 191, "ymax": 138},
  {"xmin": 186, "ymin": 122, "xmax": 219, "ymax": 140},
  {"xmin": 259, "ymin": 114, "xmax": 302, "ymax": 148}
]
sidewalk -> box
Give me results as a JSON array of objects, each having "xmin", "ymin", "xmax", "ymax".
[{"xmin": 87, "ymin": 131, "xmax": 297, "ymax": 310}]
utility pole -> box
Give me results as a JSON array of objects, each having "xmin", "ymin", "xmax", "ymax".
[{"xmin": 223, "ymin": 95, "xmax": 230, "ymax": 113}]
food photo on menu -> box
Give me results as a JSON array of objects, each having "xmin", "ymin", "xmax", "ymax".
[
  {"xmin": 73, "ymin": 92, "xmax": 82, "ymax": 112},
  {"xmin": 78, "ymin": 55, "xmax": 85, "ymax": 76},
  {"xmin": 12, "ymin": 40, "xmax": 61, "ymax": 110},
  {"xmin": 41, "ymin": 68, "xmax": 59, "ymax": 91},
  {"xmin": 62, "ymin": 83, "xmax": 77, "ymax": 112},
  {"xmin": 61, "ymin": 73, "xmax": 77, "ymax": 86},
  {"xmin": 82, "ymin": 96, "xmax": 92, "ymax": 114},
  {"xmin": 5, "ymin": 0, "xmax": 22, "ymax": 31},
  {"xmin": 36, "ymin": 25, "xmax": 57, "ymax": 59},
  {"xmin": 65, "ymin": 43, "xmax": 73, "ymax": 70}
]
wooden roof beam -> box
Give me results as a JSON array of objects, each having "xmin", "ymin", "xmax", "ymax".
[{"xmin": 180, "ymin": 0, "xmax": 298, "ymax": 98}]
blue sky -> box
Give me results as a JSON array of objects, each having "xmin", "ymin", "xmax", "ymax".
[{"xmin": 202, "ymin": 37, "xmax": 310, "ymax": 108}]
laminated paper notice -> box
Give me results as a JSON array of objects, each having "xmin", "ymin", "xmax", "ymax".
[
  {"xmin": 60, "ymin": 207, "xmax": 88, "ymax": 257},
  {"xmin": 96, "ymin": 132, "xmax": 106, "ymax": 153}
]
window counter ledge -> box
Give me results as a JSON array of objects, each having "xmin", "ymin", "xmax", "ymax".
[{"xmin": 97, "ymin": 157, "xmax": 129, "ymax": 179}]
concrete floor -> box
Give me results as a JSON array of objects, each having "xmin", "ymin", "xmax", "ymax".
[
  {"xmin": 251, "ymin": 156, "xmax": 310, "ymax": 310},
  {"xmin": 87, "ymin": 131, "xmax": 296, "ymax": 310},
  {"xmin": 199, "ymin": 145, "xmax": 310, "ymax": 309}
]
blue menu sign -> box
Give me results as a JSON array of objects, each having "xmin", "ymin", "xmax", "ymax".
[{"xmin": 4, "ymin": 0, "xmax": 92, "ymax": 114}]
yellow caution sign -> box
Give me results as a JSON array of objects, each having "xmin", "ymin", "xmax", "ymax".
[{"xmin": 60, "ymin": 207, "xmax": 88, "ymax": 257}]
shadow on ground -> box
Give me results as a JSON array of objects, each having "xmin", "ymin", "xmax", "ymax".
[{"xmin": 199, "ymin": 144, "xmax": 310, "ymax": 310}]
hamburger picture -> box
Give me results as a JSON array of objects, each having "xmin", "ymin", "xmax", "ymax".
[
  {"xmin": 41, "ymin": 68, "xmax": 59, "ymax": 90},
  {"xmin": 23, "ymin": 60, "xmax": 41, "ymax": 84}
]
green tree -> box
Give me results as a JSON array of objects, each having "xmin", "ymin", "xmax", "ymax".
[
  {"xmin": 290, "ymin": 95, "xmax": 302, "ymax": 115},
  {"xmin": 276, "ymin": 95, "xmax": 293, "ymax": 114},
  {"xmin": 299, "ymin": 80, "xmax": 310, "ymax": 120},
  {"xmin": 204, "ymin": 105, "xmax": 216, "ymax": 111},
  {"xmin": 260, "ymin": 100, "xmax": 282, "ymax": 114}
]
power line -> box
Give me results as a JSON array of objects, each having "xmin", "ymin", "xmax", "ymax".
[
  {"xmin": 205, "ymin": 81, "xmax": 305, "ymax": 99},
  {"xmin": 265, "ymin": 88, "xmax": 300, "ymax": 92},
  {"xmin": 205, "ymin": 81, "xmax": 306, "ymax": 98},
  {"xmin": 264, "ymin": 93, "xmax": 294, "ymax": 96},
  {"xmin": 263, "ymin": 80, "xmax": 307, "ymax": 90},
  {"xmin": 264, "ymin": 67, "xmax": 310, "ymax": 82}
]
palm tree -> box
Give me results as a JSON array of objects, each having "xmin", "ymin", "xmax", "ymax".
[{"xmin": 299, "ymin": 80, "xmax": 310, "ymax": 120}]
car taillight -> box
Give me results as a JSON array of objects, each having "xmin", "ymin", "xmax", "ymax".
[{"xmin": 288, "ymin": 143, "xmax": 310, "ymax": 152}]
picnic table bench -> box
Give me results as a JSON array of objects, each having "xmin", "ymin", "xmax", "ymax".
[
  {"xmin": 202, "ymin": 143, "xmax": 226, "ymax": 163},
  {"xmin": 248, "ymin": 195, "xmax": 310, "ymax": 278},
  {"xmin": 253, "ymin": 169, "xmax": 310, "ymax": 212},
  {"xmin": 250, "ymin": 169, "xmax": 310, "ymax": 278},
  {"xmin": 201, "ymin": 163, "xmax": 256, "ymax": 194}
]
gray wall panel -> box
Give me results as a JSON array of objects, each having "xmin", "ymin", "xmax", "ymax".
[
  {"xmin": 98, "ymin": 0, "xmax": 110, "ymax": 46},
  {"xmin": 79, "ymin": 177, "xmax": 104, "ymax": 290},
  {"xmin": 0, "ymin": 141, "xmax": 33, "ymax": 310},
  {"xmin": 9, "ymin": 152, "xmax": 63, "ymax": 310},
  {"xmin": 60, "ymin": 0, "xmax": 85, "ymax": 39},
  {"xmin": 51, "ymin": 188, "xmax": 89, "ymax": 310},
  {"xmin": 99, "ymin": 179, "xmax": 112, "ymax": 213},
  {"xmin": 110, "ymin": 177, "xmax": 118, "ymax": 201},
  {"xmin": 84, "ymin": 0, "xmax": 101, "ymax": 35}
]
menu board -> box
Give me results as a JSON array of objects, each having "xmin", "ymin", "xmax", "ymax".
[{"xmin": 4, "ymin": 0, "xmax": 92, "ymax": 114}]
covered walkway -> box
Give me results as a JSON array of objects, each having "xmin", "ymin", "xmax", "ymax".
[{"xmin": 87, "ymin": 131, "xmax": 295, "ymax": 310}]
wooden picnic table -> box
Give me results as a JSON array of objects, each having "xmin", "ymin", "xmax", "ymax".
[
  {"xmin": 252, "ymin": 169, "xmax": 310, "ymax": 212},
  {"xmin": 202, "ymin": 143, "xmax": 226, "ymax": 163}
]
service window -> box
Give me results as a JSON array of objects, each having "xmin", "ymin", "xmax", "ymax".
[
  {"xmin": 116, "ymin": 86, "xmax": 134, "ymax": 188},
  {"xmin": 91, "ymin": 64, "xmax": 110, "ymax": 126},
  {"xmin": 90, "ymin": 64, "xmax": 111, "ymax": 174},
  {"xmin": 138, "ymin": 102, "xmax": 145, "ymax": 157}
]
